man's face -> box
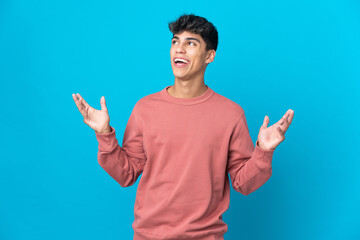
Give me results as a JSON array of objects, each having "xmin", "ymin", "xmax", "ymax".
[{"xmin": 170, "ymin": 31, "xmax": 215, "ymax": 80}]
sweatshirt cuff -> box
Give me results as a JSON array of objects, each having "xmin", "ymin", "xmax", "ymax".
[
  {"xmin": 253, "ymin": 140, "xmax": 275, "ymax": 169},
  {"xmin": 95, "ymin": 126, "xmax": 119, "ymax": 152}
]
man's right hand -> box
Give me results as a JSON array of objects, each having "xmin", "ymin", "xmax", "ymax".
[{"xmin": 72, "ymin": 93, "xmax": 111, "ymax": 134}]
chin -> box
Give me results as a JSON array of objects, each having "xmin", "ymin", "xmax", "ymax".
[
  {"xmin": 172, "ymin": 72, "xmax": 190, "ymax": 80},
  {"xmin": 172, "ymin": 69, "xmax": 185, "ymax": 78},
  {"xmin": 171, "ymin": 65, "xmax": 194, "ymax": 80},
  {"xmin": 173, "ymin": 75, "xmax": 185, "ymax": 80}
]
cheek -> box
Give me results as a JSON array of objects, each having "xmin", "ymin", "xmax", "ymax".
[
  {"xmin": 191, "ymin": 55, "xmax": 205, "ymax": 67},
  {"xmin": 170, "ymin": 49, "xmax": 174, "ymax": 62}
]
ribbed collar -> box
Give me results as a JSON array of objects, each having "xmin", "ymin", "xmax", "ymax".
[{"xmin": 160, "ymin": 85, "xmax": 215, "ymax": 105}]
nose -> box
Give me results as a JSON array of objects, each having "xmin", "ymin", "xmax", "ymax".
[{"xmin": 175, "ymin": 43, "xmax": 186, "ymax": 53}]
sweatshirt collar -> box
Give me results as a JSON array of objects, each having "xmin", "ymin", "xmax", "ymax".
[{"xmin": 160, "ymin": 85, "xmax": 215, "ymax": 105}]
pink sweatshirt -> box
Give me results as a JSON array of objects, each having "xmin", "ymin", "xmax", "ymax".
[{"xmin": 95, "ymin": 85, "xmax": 275, "ymax": 240}]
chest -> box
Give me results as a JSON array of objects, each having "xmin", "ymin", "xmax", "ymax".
[{"xmin": 141, "ymin": 107, "xmax": 232, "ymax": 156}]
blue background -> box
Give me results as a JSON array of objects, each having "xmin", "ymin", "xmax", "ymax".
[{"xmin": 1, "ymin": 0, "xmax": 359, "ymax": 239}]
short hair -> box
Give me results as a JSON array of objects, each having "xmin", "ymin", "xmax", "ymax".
[{"xmin": 168, "ymin": 14, "xmax": 218, "ymax": 51}]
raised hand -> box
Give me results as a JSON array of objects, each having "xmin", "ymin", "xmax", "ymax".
[
  {"xmin": 257, "ymin": 109, "xmax": 294, "ymax": 150},
  {"xmin": 72, "ymin": 93, "xmax": 111, "ymax": 134}
]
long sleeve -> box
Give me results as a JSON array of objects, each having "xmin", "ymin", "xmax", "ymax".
[
  {"xmin": 95, "ymin": 111, "xmax": 147, "ymax": 187},
  {"xmin": 226, "ymin": 112, "xmax": 275, "ymax": 195}
]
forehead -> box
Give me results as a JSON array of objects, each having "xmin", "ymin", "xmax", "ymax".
[{"xmin": 173, "ymin": 31, "xmax": 205, "ymax": 42}]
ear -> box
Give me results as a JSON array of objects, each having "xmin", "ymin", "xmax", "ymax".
[{"xmin": 205, "ymin": 50, "xmax": 216, "ymax": 64}]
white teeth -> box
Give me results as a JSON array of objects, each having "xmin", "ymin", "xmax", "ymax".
[{"xmin": 174, "ymin": 58, "xmax": 189, "ymax": 64}]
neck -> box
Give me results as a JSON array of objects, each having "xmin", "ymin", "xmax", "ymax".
[{"xmin": 168, "ymin": 76, "xmax": 208, "ymax": 99}]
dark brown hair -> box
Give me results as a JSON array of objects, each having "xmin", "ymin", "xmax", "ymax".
[{"xmin": 168, "ymin": 14, "xmax": 218, "ymax": 51}]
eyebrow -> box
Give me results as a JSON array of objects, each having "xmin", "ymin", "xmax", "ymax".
[{"xmin": 172, "ymin": 36, "xmax": 201, "ymax": 44}]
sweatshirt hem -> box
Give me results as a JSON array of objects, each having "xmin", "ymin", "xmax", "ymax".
[{"xmin": 134, "ymin": 230, "xmax": 226, "ymax": 240}]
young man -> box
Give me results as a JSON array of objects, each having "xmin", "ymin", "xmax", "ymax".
[{"xmin": 72, "ymin": 14, "xmax": 294, "ymax": 240}]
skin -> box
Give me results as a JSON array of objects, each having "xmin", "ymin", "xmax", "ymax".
[
  {"xmin": 72, "ymin": 93, "xmax": 111, "ymax": 134},
  {"xmin": 257, "ymin": 109, "xmax": 294, "ymax": 150},
  {"xmin": 168, "ymin": 31, "xmax": 215, "ymax": 98},
  {"xmin": 72, "ymin": 30, "xmax": 294, "ymax": 150}
]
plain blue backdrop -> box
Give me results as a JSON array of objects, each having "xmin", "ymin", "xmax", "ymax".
[{"xmin": 0, "ymin": 0, "xmax": 359, "ymax": 239}]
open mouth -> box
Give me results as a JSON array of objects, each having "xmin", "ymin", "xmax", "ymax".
[{"xmin": 173, "ymin": 58, "xmax": 190, "ymax": 67}]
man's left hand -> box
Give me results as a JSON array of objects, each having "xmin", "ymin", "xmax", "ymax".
[{"xmin": 257, "ymin": 109, "xmax": 294, "ymax": 150}]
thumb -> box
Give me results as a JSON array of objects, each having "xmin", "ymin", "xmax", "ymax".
[
  {"xmin": 261, "ymin": 115, "xmax": 269, "ymax": 129},
  {"xmin": 100, "ymin": 96, "xmax": 108, "ymax": 111}
]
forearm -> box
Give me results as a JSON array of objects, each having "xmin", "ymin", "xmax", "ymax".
[
  {"xmin": 97, "ymin": 145, "xmax": 144, "ymax": 187},
  {"xmin": 95, "ymin": 126, "xmax": 145, "ymax": 187},
  {"xmin": 230, "ymin": 140, "xmax": 274, "ymax": 195}
]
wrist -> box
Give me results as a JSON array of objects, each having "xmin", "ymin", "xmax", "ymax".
[
  {"xmin": 257, "ymin": 140, "xmax": 275, "ymax": 151},
  {"xmin": 97, "ymin": 125, "xmax": 111, "ymax": 134}
]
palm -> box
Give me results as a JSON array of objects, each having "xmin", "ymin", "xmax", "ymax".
[
  {"xmin": 258, "ymin": 109, "xmax": 294, "ymax": 150},
  {"xmin": 84, "ymin": 106, "xmax": 109, "ymax": 131},
  {"xmin": 72, "ymin": 93, "xmax": 110, "ymax": 133}
]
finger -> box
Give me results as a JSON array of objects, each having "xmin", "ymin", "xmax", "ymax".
[
  {"xmin": 73, "ymin": 93, "xmax": 84, "ymax": 112},
  {"xmin": 281, "ymin": 110, "xmax": 294, "ymax": 132},
  {"xmin": 76, "ymin": 93, "xmax": 91, "ymax": 109},
  {"xmin": 261, "ymin": 115, "xmax": 269, "ymax": 129},
  {"xmin": 286, "ymin": 109, "xmax": 294, "ymax": 125},
  {"xmin": 281, "ymin": 119, "xmax": 290, "ymax": 133},
  {"xmin": 77, "ymin": 94, "xmax": 92, "ymax": 119},
  {"xmin": 277, "ymin": 113, "xmax": 288, "ymax": 125},
  {"xmin": 73, "ymin": 93, "xmax": 87, "ymax": 117},
  {"xmin": 72, "ymin": 93, "xmax": 79, "ymax": 106},
  {"xmin": 281, "ymin": 110, "xmax": 293, "ymax": 131},
  {"xmin": 280, "ymin": 109, "xmax": 293, "ymax": 125},
  {"xmin": 276, "ymin": 125, "xmax": 285, "ymax": 135},
  {"xmin": 73, "ymin": 93, "xmax": 83, "ymax": 104},
  {"xmin": 100, "ymin": 96, "xmax": 108, "ymax": 111}
]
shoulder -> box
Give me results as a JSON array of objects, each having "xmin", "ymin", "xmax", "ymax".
[
  {"xmin": 131, "ymin": 90, "xmax": 161, "ymax": 113},
  {"xmin": 213, "ymin": 92, "xmax": 245, "ymax": 120}
]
